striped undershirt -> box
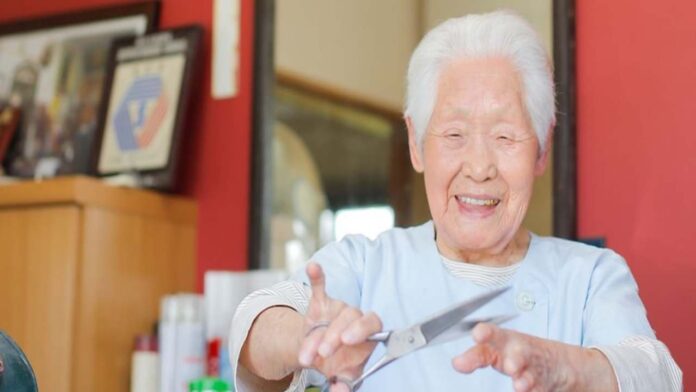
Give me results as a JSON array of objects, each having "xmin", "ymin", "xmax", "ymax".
[{"xmin": 440, "ymin": 256, "xmax": 522, "ymax": 287}]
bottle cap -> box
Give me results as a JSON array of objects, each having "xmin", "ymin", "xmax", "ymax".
[
  {"xmin": 133, "ymin": 334, "xmax": 158, "ymax": 352},
  {"xmin": 189, "ymin": 377, "xmax": 232, "ymax": 392}
]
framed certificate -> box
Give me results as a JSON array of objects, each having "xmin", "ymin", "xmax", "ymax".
[{"xmin": 94, "ymin": 26, "xmax": 202, "ymax": 191}]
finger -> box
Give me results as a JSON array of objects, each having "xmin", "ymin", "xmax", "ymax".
[
  {"xmin": 298, "ymin": 324, "xmax": 326, "ymax": 367},
  {"xmin": 513, "ymin": 370, "xmax": 535, "ymax": 392},
  {"xmin": 329, "ymin": 378, "xmax": 352, "ymax": 392},
  {"xmin": 330, "ymin": 385, "xmax": 349, "ymax": 392},
  {"xmin": 342, "ymin": 311, "xmax": 383, "ymax": 345},
  {"xmin": 452, "ymin": 344, "xmax": 496, "ymax": 373},
  {"xmin": 502, "ymin": 341, "xmax": 527, "ymax": 378},
  {"xmin": 318, "ymin": 306, "xmax": 362, "ymax": 358},
  {"xmin": 307, "ymin": 262, "xmax": 327, "ymax": 303},
  {"xmin": 471, "ymin": 322, "xmax": 508, "ymax": 347}
]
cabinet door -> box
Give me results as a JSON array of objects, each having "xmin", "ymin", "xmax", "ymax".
[
  {"xmin": 0, "ymin": 206, "xmax": 80, "ymax": 392},
  {"xmin": 73, "ymin": 206, "xmax": 196, "ymax": 392}
]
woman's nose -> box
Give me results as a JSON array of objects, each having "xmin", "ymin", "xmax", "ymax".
[{"xmin": 460, "ymin": 137, "xmax": 497, "ymax": 182}]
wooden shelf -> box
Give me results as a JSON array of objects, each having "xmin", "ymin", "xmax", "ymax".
[
  {"xmin": 0, "ymin": 175, "xmax": 197, "ymax": 392},
  {"xmin": 0, "ymin": 175, "xmax": 196, "ymax": 223}
]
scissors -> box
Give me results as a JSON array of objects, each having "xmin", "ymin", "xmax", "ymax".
[{"xmin": 320, "ymin": 286, "xmax": 515, "ymax": 392}]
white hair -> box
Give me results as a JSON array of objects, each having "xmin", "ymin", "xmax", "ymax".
[{"xmin": 404, "ymin": 10, "xmax": 556, "ymax": 153}]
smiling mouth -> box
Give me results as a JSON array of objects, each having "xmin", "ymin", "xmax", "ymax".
[{"xmin": 455, "ymin": 195, "xmax": 501, "ymax": 207}]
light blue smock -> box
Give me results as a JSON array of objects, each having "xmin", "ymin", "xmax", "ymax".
[{"xmin": 293, "ymin": 221, "xmax": 654, "ymax": 391}]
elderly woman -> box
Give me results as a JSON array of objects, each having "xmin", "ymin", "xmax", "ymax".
[{"xmin": 231, "ymin": 11, "xmax": 681, "ymax": 392}]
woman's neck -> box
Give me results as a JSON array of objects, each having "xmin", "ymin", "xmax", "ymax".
[{"xmin": 437, "ymin": 228, "xmax": 531, "ymax": 267}]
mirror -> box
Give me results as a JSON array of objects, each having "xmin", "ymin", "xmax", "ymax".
[
  {"xmin": 269, "ymin": 74, "xmax": 411, "ymax": 271},
  {"xmin": 250, "ymin": 0, "xmax": 576, "ymax": 270}
]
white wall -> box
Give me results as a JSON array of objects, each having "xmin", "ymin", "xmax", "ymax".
[
  {"xmin": 275, "ymin": 0, "xmax": 420, "ymax": 110},
  {"xmin": 275, "ymin": 0, "xmax": 552, "ymax": 109},
  {"xmin": 424, "ymin": 0, "xmax": 553, "ymax": 53}
]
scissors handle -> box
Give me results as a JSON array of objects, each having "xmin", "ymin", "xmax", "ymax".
[
  {"xmin": 320, "ymin": 354, "xmax": 393, "ymax": 392},
  {"xmin": 367, "ymin": 331, "xmax": 390, "ymax": 342},
  {"xmin": 319, "ymin": 331, "xmax": 392, "ymax": 392}
]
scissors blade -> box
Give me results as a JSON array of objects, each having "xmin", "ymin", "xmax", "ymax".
[
  {"xmin": 418, "ymin": 286, "xmax": 510, "ymax": 343},
  {"xmin": 427, "ymin": 313, "xmax": 518, "ymax": 346}
]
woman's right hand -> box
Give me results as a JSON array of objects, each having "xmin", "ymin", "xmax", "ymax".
[{"xmin": 298, "ymin": 262, "xmax": 382, "ymax": 391}]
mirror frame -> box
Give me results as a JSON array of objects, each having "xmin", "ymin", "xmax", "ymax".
[{"xmin": 249, "ymin": 0, "xmax": 577, "ymax": 269}]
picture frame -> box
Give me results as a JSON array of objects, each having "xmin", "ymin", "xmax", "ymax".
[
  {"xmin": 0, "ymin": 2, "xmax": 159, "ymax": 178},
  {"xmin": 93, "ymin": 26, "xmax": 203, "ymax": 191}
]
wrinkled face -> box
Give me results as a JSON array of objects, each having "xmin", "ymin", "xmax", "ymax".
[{"xmin": 408, "ymin": 57, "xmax": 548, "ymax": 258}]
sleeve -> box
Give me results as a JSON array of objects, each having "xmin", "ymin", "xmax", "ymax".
[
  {"xmin": 290, "ymin": 234, "xmax": 369, "ymax": 308},
  {"xmin": 592, "ymin": 336, "xmax": 683, "ymax": 391},
  {"xmin": 229, "ymin": 280, "xmax": 321, "ymax": 392},
  {"xmin": 582, "ymin": 251, "xmax": 654, "ymax": 345},
  {"xmin": 230, "ymin": 236, "xmax": 370, "ymax": 392},
  {"xmin": 582, "ymin": 251, "xmax": 683, "ymax": 391}
]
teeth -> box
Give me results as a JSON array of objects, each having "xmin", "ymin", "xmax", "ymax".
[{"xmin": 456, "ymin": 196, "xmax": 500, "ymax": 206}]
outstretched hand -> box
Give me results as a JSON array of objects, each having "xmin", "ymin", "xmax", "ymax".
[
  {"xmin": 452, "ymin": 323, "xmax": 617, "ymax": 392},
  {"xmin": 298, "ymin": 262, "xmax": 382, "ymax": 391}
]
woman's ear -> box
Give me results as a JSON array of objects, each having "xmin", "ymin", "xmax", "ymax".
[
  {"xmin": 534, "ymin": 128, "xmax": 554, "ymax": 176},
  {"xmin": 406, "ymin": 116, "xmax": 425, "ymax": 173}
]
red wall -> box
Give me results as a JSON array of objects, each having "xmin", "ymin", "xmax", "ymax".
[
  {"xmin": 0, "ymin": 0, "xmax": 255, "ymax": 287},
  {"xmin": 577, "ymin": 1, "xmax": 695, "ymax": 387}
]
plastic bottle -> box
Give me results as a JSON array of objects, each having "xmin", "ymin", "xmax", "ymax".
[
  {"xmin": 130, "ymin": 335, "xmax": 159, "ymax": 392},
  {"xmin": 160, "ymin": 294, "xmax": 207, "ymax": 392},
  {"xmin": 160, "ymin": 295, "xmax": 178, "ymax": 392},
  {"xmin": 175, "ymin": 294, "xmax": 207, "ymax": 391}
]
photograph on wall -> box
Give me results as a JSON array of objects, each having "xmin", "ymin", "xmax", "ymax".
[
  {"xmin": 0, "ymin": 3, "xmax": 158, "ymax": 178},
  {"xmin": 95, "ymin": 26, "xmax": 202, "ymax": 191}
]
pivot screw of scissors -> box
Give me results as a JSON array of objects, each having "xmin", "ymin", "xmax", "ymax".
[{"xmin": 408, "ymin": 336, "xmax": 415, "ymax": 343}]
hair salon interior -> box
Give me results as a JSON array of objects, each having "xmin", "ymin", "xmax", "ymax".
[{"xmin": 0, "ymin": 0, "xmax": 692, "ymax": 391}]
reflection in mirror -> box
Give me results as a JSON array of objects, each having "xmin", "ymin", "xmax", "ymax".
[{"xmin": 270, "ymin": 75, "xmax": 412, "ymax": 272}]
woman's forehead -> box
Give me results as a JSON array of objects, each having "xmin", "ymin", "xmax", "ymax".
[
  {"xmin": 435, "ymin": 91, "xmax": 522, "ymax": 120},
  {"xmin": 433, "ymin": 60, "xmax": 526, "ymax": 123},
  {"xmin": 437, "ymin": 57, "xmax": 524, "ymax": 101}
]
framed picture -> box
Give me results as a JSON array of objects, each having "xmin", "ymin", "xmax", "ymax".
[
  {"xmin": 0, "ymin": 2, "xmax": 159, "ymax": 178},
  {"xmin": 93, "ymin": 26, "xmax": 202, "ymax": 191}
]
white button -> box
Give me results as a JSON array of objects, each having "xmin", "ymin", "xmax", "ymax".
[{"xmin": 516, "ymin": 291, "xmax": 536, "ymax": 312}]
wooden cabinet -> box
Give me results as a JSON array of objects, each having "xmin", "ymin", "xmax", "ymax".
[{"xmin": 0, "ymin": 176, "xmax": 196, "ymax": 392}]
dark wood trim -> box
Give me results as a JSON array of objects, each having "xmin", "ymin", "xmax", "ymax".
[
  {"xmin": 248, "ymin": 0, "xmax": 275, "ymax": 269},
  {"xmin": 552, "ymin": 0, "xmax": 577, "ymax": 239},
  {"xmin": 276, "ymin": 70, "xmax": 404, "ymax": 123}
]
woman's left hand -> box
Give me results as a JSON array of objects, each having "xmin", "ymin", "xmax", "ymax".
[{"xmin": 452, "ymin": 323, "xmax": 618, "ymax": 392}]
